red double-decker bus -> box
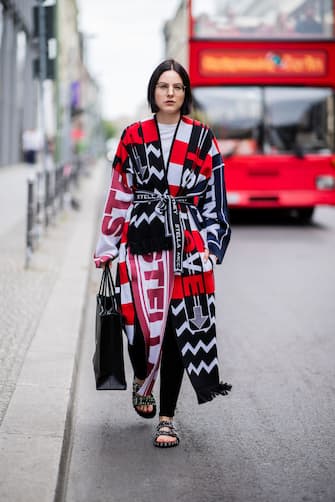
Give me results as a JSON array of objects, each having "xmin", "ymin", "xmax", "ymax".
[{"xmin": 165, "ymin": 0, "xmax": 335, "ymax": 221}]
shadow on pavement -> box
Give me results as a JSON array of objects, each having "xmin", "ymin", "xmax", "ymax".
[{"xmin": 229, "ymin": 208, "xmax": 326, "ymax": 229}]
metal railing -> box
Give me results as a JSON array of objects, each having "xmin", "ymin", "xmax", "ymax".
[{"xmin": 25, "ymin": 154, "xmax": 85, "ymax": 268}]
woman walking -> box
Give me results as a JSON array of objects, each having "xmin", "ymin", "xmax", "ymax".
[{"xmin": 95, "ymin": 59, "xmax": 231, "ymax": 448}]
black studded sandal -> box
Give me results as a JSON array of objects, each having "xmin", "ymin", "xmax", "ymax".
[
  {"xmin": 132, "ymin": 381, "xmax": 156, "ymax": 419},
  {"xmin": 154, "ymin": 420, "xmax": 180, "ymax": 448}
]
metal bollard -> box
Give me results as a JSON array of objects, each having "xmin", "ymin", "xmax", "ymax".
[
  {"xmin": 45, "ymin": 170, "xmax": 50, "ymax": 228},
  {"xmin": 63, "ymin": 164, "xmax": 72, "ymax": 210},
  {"xmin": 25, "ymin": 176, "xmax": 35, "ymax": 268},
  {"xmin": 35, "ymin": 170, "xmax": 44, "ymax": 240},
  {"xmin": 50, "ymin": 167, "xmax": 56, "ymax": 221},
  {"xmin": 54, "ymin": 166, "xmax": 61, "ymax": 214}
]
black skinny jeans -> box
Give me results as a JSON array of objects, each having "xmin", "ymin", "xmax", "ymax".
[{"xmin": 128, "ymin": 314, "xmax": 184, "ymax": 417}]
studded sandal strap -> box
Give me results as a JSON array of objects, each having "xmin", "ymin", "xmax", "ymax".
[
  {"xmin": 156, "ymin": 420, "xmax": 176, "ymax": 432},
  {"xmin": 155, "ymin": 421, "xmax": 178, "ymax": 439},
  {"xmin": 155, "ymin": 430, "xmax": 177, "ymax": 439},
  {"xmin": 133, "ymin": 393, "xmax": 156, "ymax": 406},
  {"xmin": 156, "ymin": 420, "xmax": 173, "ymax": 428},
  {"xmin": 133, "ymin": 382, "xmax": 156, "ymax": 407}
]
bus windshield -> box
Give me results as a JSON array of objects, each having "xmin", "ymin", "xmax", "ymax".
[
  {"xmin": 192, "ymin": 86, "xmax": 334, "ymax": 155},
  {"xmin": 192, "ymin": 0, "xmax": 334, "ymax": 39}
]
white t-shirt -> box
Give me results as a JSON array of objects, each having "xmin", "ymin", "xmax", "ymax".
[{"xmin": 157, "ymin": 122, "xmax": 178, "ymax": 167}]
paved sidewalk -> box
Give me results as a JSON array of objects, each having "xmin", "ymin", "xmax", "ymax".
[
  {"xmin": 0, "ymin": 160, "xmax": 107, "ymax": 501},
  {"xmin": 0, "ymin": 162, "xmax": 46, "ymax": 422}
]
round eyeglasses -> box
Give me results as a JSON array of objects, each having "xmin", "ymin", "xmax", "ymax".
[{"xmin": 156, "ymin": 82, "xmax": 186, "ymax": 94}]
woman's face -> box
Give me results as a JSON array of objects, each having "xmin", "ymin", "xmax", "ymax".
[{"xmin": 154, "ymin": 70, "xmax": 185, "ymax": 116}]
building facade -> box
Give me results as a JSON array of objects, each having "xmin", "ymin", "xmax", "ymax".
[
  {"xmin": 0, "ymin": 0, "xmax": 102, "ymax": 168},
  {"xmin": 0, "ymin": 0, "xmax": 38, "ymax": 166}
]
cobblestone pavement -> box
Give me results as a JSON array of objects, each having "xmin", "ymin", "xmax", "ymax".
[{"xmin": 0, "ymin": 166, "xmax": 93, "ymax": 424}]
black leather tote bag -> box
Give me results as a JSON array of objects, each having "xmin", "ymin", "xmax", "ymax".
[{"xmin": 93, "ymin": 266, "xmax": 127, "ymax": 390}]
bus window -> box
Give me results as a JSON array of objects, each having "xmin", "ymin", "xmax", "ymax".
[
  {"xmin": 264, "ymin": 88, "xmax": 334, "ymax": 154},
  {"xmin": 193, "ymin": 87, "xmax": 262, "ymax": 156},
  {"xmin": 192, "ymin": 86, "xmax": 334, "ymax": 156},
  {"xmin": 192, "ymin": 0, "xmax": 334, "ymax": 39}
]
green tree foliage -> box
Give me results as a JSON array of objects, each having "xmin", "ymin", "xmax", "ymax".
[{"xmin": 102, "ymin": 120, "xmax": 117, "ymax": 140}]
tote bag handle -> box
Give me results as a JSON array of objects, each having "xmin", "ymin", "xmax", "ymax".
[{"xmin": 98, "ymin": 266, "xmax": 118, "ymax": 312}]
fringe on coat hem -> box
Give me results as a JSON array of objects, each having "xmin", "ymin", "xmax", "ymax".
[{"xmin": 197, "ymin": 382, "xmax": 232, "ymax": 404}]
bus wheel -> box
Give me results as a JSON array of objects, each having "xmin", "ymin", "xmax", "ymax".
[{"xmin": 295, "ymin": 207, "xmax": 315, "ymax": 223}]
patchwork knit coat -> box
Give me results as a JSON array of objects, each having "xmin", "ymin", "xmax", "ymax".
[{"xmin": 95, "ymin": 115, "xmax": 231, "ymax": 403}]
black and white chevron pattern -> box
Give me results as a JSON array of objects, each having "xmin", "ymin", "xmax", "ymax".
[{"xmin": 170, "ymin": 290, "xmax": 220, "ymax": 402}]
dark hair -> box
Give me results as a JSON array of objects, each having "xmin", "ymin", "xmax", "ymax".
[{"xmin": 147, "ymin": 59, "xmax": 193, "ymax": 115}]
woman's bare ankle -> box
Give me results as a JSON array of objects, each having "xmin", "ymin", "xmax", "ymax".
[{"xmin": 159, "ymin": 415, "xmax": 173, "ymax": 422}]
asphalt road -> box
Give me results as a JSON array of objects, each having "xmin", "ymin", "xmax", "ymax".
[{"xmin": 64, "ymin": 207, "xmax": 335, "ymax": 502}]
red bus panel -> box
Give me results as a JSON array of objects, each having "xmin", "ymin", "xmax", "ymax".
[{"xmin": 190, "ymin": 40, "xmax": 335, "ymax": 87}]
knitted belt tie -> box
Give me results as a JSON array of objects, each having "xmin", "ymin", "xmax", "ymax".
[{"xmin": 133, "ymin": 191, "xmax": 195, "ymax": 274}]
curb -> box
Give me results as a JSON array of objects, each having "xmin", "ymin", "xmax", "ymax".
[{"xmin": 0, "ymin": 161, "xmax": 106, "ymax": 502}]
